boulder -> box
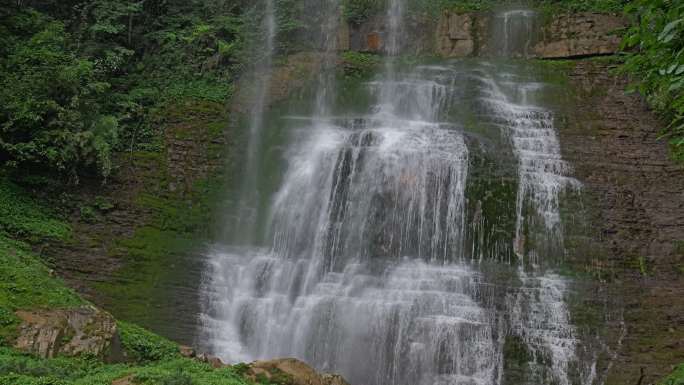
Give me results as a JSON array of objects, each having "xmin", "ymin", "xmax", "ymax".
[
  {"xmin": 247, "ymin": 358, "xmax": 350, "ymax": 385},
  {"xmin": 14, "ymin": 306, "xmax": 124, "ymax": 362},
  {"xmin": 197, "ymin": 352, "xmax": 226, "ymax": 368},
  {"xmin": 179, "ymin": 345, "xmax": 196, "ymax": 358}
]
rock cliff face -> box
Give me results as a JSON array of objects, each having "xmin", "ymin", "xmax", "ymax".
[
  {"xmin": 533, "ymin": 13, "xmax": 626, "ymax": 58},
  {"xmin": 348, "ymin": 10, "xmax": 626, "ymax": 59},
  {"xmin": 435, "ymin": 12, "xmax": 480, "ymax": 57},
  {"xmin": 560, "ymin": 60, "xmax": 684, "ymax": 385}
]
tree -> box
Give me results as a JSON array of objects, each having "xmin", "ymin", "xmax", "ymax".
[{"xmin": 0, "ymin": 9, "xmax": 118, "ymax": 180}]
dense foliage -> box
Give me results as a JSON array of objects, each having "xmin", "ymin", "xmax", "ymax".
[
  {"xmin": 0, "ymin": 0, "xmax": 258, "ymax": 181},
  {"xmin": 660, "ymin": 364, "xmax": 684, "ymax": 385},
  {"xmin": 621, "ymin": 0, "xmax": 684, "ymax": 159}
]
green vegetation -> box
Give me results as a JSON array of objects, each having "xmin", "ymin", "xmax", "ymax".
[
  {"xmin": 0, "ymin": 346, "xmax": 254, "ymax": 385},
  {"xmin": 0, "ymin": 180, "xmax": 71, "ymax": 242},
  {"xmin": 340, "ymin": 51, "xmax": 381, "ymax": 78},
  {"xmin": 536, "ymin": 0, "xmax": 627, "ymax": 13},
  {"xmin": 0, "ymin": 1, "xmax": 252, "ymax": 180},
  {"xmin": 661, "ymin": 364, "xmax": 684, "ymax": 385},
  {"xmin": 0, "ymin": 237, "xmax": 83, "ymax": 345},
  {"xmin": 0, "ymin": 178, "xmax": 273, "ymax": 385},
  {"xmin": 412, "ymin": 0, "xmax": 627, "ymax": 18},
  {"xmin": 343, "ymin": 0, "xmax": 383, "ymax": 24},
  {"xmin": 0, "ymin": 178, "xmax": 82, "ymax": 343},
  {"xmin": 91, "ymin": 102, "xmax": 229, "ymax": 326},
  {"xmin": 621, "ymin": 0, "xmax": 684, "ymax": 160}
]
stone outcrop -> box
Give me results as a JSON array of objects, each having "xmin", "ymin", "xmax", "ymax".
[
  {"xmin": 14, "ymin": 306, "xmax": 124, "ymax": 362},
  {"xmin": 435, "ymin": 12, "xmax": 477, "ymax": 57},
  {"xmin": 247, "ymin": 358, "xmax": 351, "ymax": 385},
  {"xmin": 533, "ymin": 13, "xmax": 627, "ymax": 58}
]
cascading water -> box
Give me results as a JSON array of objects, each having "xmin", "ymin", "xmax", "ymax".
[
  {"xmin": 201, "ymin": 5, "xmax": 604, "ymax": 385},
  {"xmin": 490, "ymin": 10, "xmax": 538, "ymax": 58},
  {"xmin": 232, "ymin": 0, "xmax": 277, "ymax": 244}
]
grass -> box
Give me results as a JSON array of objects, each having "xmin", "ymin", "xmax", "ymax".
[
  {"xmin": 0, "ymin": 346, "xmax": 253, "ymax": 385},
  {"xmin": 0, "ymin": 180, "xmax": 71, "ymax": 242}
]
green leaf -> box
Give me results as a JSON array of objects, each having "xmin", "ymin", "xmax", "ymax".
[{"xmin": 659, "ymin": 19, "xmax": 683, "ymax": 41}]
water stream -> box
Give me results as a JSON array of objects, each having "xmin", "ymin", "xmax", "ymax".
[
  {"xmin": 232, "ymin": 0, "xmax": 277, "ymax": 244},
  {"xmin": 201, "ymin": 6, "xmax": 604, "ymax": 385}
]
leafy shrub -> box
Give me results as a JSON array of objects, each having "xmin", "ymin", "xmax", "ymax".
[
  {"xmin": 0, "ymin": 374, "xmax": 70, "ymax": 385},
  {"xmin": 118, "ymin": 322, "xmax": 179, "ymax": 363},
  {"xmin": 343, "ymin": 0, "xmax": 383, "ymax": 24},
  {"xmin": 341, "ymin": 51, "xmax": 380, "ymax": 78},
  {"xmin": 0, "ymin": 180, "xmax": 71, "ymax": 241},
  {"xmin": 621, "ymin": 0, "xmax": 684, "ymax": 160},
  {"xmin": 0, "ymin": 10, "xmax": 119, "ymax": 179}
]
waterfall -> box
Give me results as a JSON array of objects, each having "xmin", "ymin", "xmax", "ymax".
[
  {"xmin": 232, "ymin": 0, "xmax": 277, "ymax": 244},
  {"xmin": 201, "ymin": 6, "xmax": 602, "ymax": 385},
  {"xmin": 314, "ymin": 0, "xmax": 343, "ymax": 117},
  {"xmin": 491, "ymin": 10, "xmax": 538, "ymax": 58},
  {"xmin": 385, "ymin": 0, "xmax": 405, "ymax": 56}
]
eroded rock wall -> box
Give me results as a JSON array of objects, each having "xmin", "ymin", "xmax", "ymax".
[
  {"xmin": 348, "ymin": 10, "xmax": 627, "ymax": 59},
  {"xmin": 560, "ymin": 60, "xmax": 684, "ymax": 385},
  {"xmin": 533, "ymin": 13, "xmax": 626, "ymax": 58}
]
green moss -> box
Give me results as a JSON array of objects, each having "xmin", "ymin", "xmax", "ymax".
[
  {"xmin": 661, "ymin": 364, "xmax": 684, "ymax": 385},
  {"xmin": 340, "ymin": 51, "xmax": 380, "ymax": 80},
  {"xmin": 342, "ymin": 0, "xmax": 383, "ymax": 24},
  {"xmin": 624, "ymin": 255, "xmax": 651, "ymax": 277},
  {"xmin": 503, "ymin": 335, "xmax": 532, "ymax": 375},
  {"xmin": 0, "ymin": 179, "xmax": 71, "ymax": 242},
  {"xmin": 93, "ymin": 102, "xmax": 228, "ymax": 331}
]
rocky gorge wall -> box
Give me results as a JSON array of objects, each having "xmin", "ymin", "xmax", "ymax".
[
  {"xmin": 34, "ymin": 6, "xmax": 684, "ymax": 384},
  {"xmin": 343, "ymin": 11, "xmax": 627, "ymax": 59},
  {"xmin": 561, "ymin": 60, "xmax": 684, "ymax": 384}
]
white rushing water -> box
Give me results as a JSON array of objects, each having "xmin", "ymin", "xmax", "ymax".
[{"xmin": 201, "ymin": 6, "xmax": 597, "ymax": 385}]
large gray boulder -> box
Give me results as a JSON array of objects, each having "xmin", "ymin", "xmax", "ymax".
[{"xmin": 14, "ymin": 306, "xmax": 125, "ymax": 362}]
